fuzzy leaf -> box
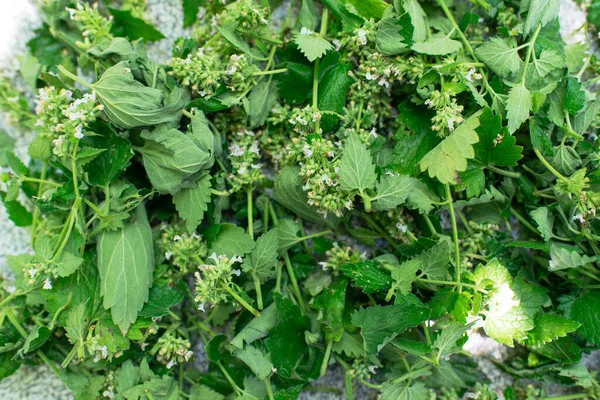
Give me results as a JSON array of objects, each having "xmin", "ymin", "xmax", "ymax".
[
  {"xmin": 208, "ymin": 224, "xmax": 255, "ymax": 258},
  {"xmin": 374, "ymin": 174, "xmax": 412, "ymax": 210},
  {"xmin": 571, "ymin": 291, "xmax": 600, "ymax": 346},
  {"xmin": 172, "ymin": 173, "xmax": 212, "ymax": 233},
  {"xmin": 340, "ymin": 260, "xmax": 392, "ymax": 294},
  {"xmin": 506, "ymin": 83, "xmax": 532, "ymax": 134},
  {"xmin": 475, "ymin": 37, "xmax": 521, "ymax": 78},
  {"xmin": 526, "ymin": 314, "xmax": 580, "ymax": 347},
  {"xmin": 412, "ymin": 33, "xmax": 462, "ymax": 55},
  {"xmin": 339, "ymin": 132, "xmax": 377, "ymax": 194},
  {"xmin": 242, "ymin": 229, "xmax": 279, "ymax": 283},
  {"xmin": 294, "ymin": 33, "xmax": 333, "ymax": 62},
  {"xmin": 474, "ymin": 108, "xmax": 523, "ymax": 167}
]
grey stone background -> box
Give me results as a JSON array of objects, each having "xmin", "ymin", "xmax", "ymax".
[{"xmin": 0, "ymin": 0, "xmax": 592, "ymax": 398}]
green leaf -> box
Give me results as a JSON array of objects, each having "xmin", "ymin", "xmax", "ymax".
[
  {"xmin": 551, "ymin": 144, "xmax": 580, "ymax": 176},
  {"xmin": 474, "ymin": 108, "xmax": 523, "ymax": 167},
  {"xmin": 97, "ymin": 206, "xmax": 155, "ymax": 334},
  {"xmin": 248, "ymin": 79, "xmax": 278, "ymax": 128},
  {"xmin": 208, "ymin": 223, "xmax": 255, "ymax": 257},
  {"xmin": 346, "ymin": 0, "xmax": 388, "ymax": 19},
  {"xmin": 419, "ymin": 111, "xmax": 482, "ymax": 184},
  {"xmin": 230, "ymin": 304, "xmax": 277, "ymax": 349},
  {"xmin": 139, "ymin": 283, "xmax": 184, "ymax": 318},
  {"xmin": 123, "ymin": 375, "xmax": 179, "ymax": 400},
  {"xmin": 116, "ymin": 360, "xmax": 139, "ymax": 393},
  {"xmin": 28, "ymin": 135, "xmax": 52, "ymax": 162},
  {"xmin": 317, "ymin": 63, "xmax": 353, "ymax": 132},
  {"xmin": 380, "ymin": 382, "xmax": 428, "ymax": 400},
  {"xmin": 506, "ymin": 83, "xmax": 532, "ymax": 134},
  {"xmin": 190, "ymin": 384, "xmax": 225, "ymax": 400},
  {"xmin": 57, "ymin": 251, "xmax": 83, "ymax": 277},
  {"xmin": 532, "ymin": 49, "xmax": 566, "ymax": 78},
  {"xmin": 265, "ymin": 296, "xmax": 310, "ymax": 378},
  {"xmin": 530, "ymin": 207, "xmax": 554, "ymax": 242},
  {"xmin": 549, "ymin": 244, "xmax": 595, "ymax": 271},
  {"xmin": 138, "ymin": 125, "xmax": 210, "ymax": 194},
  {"xmin": 412, "ymin": 33, "xmax": 462, "ymax": 56},
  {"xmin": 84, "ymin": 121, "xmax": 133, "ymax": 186},
  {"xmin": 523, "ymin": 0, "xmax": 560, "ymax": 36},
  {"xmin": 65, "ymin": 301, "xmax": 89, "ymax": 347},
  {"xmin": 276, "ymin": 219, "xmax": 302, "ymax": 250},
  {"xmin": 433, "ymin": 322, "xmax": 472, "ymax": 359},
  {"xmin": 274, "ymin": 166, "xmax": 340, "ymax": 228},
  {"xmin": 571, "ymin": 291, "xmax": 600, "ymax": 346},
  {"xmin": 109, "ymin": 8, "xmax": 165, "ymax": 41},
  {"xmin": 312, "ymin": 277, "xmax": 347, "ymax": 341},
  {"xmin": 0, "ymin": 130, "xmax": 15, "ymax": 167},
  {"xmin": 525, "ymin": 313, "xmax": 580, "ymax": 347},
  {"xmin": 339, "ymin": 132, "xmax": 377, "ymax": 194},
  {"xmin": 416, "ymin": 240, "xmax": 451, "ymax": 280},
  {"xmin": 233, "ymin": 345, "xmax": 273, "ymax": 381},
  {"xmin": 352, "ymin": 303, "xmax": 429, "ymax": 354},
  {"xmin": 376, "ymin": 12, "xmax": 410, "ymax": 56},
  {"xmin": 242, "ymin": 229, "xmax": 279, "ymax": 283},
  {"xmin": 389, "ymin": 259, "xmax": 421, "ymax": 297},
  {"xmin": 183, "ymin": 0, "xmax": 203, "ymax": 27},
  {"xmin": 1, "ymin": 196, "xmax": 33, "ymax": 227},
  {"xmin": 276, "ymin": 63, "xmax": 313, "ymax": 104},
  {"xmin": 340, "ymin": 260, "xmax": 392, "ymax": 294},
  {"xmin": 475, "ymin": 37, "xmax": 521, "ymax": 79},
  {"xmin": 373, "ymin": 174, "xmax": 411, "ymax": 210},
  {"xmin": 294, "ymin": 32, "xmax": 333, "ymax": 62},
  {"xmin": 85, "ymin": 61, "xmax": 188, "ymax": 129},
  {"xmin": 405, "ymin": 179, "xmax": 440, "ymax": 214},
  {"xmin": 399, "ymin": 0, "xmax": 427, "ymax": 42},
  {"xmin": 565, "ymin": 77, "xmax": 587, "ymax": 116},
  {"xmin": 530, "ymin": 116, "xmax": 554, "ymax": 156},
  {"xmin": 172, "ymin": 173, "xmax": 212, "ymax": 232},
  {"xmin": 299, "ymin": 0, "xmax": 318, "ymax": 31}
]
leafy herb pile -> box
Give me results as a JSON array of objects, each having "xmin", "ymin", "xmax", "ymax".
[{"xmin": 1, "ymin": 0, "xmax": 600, "ymax": 398}]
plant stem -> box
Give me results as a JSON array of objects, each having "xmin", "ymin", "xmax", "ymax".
[
  {"xmin": 247, "ymin": 189, "xmax": 254, "ymax": 240},
  {"xmin": 222, "ymin": 283, "xmax": 261, "ymax": 317},
  {"xmin": 486, "ymin": 165, "xmax": 521, "ymax": 178},
  {"xmin": 320, "ymin": 339, "xmax": 333, "ymax": 377},
  {"xmin": 361, "ymin": 212, "xmax": 401, "ymax": 249},
  {"xmin": 265, "ymin": 379, "xmax": 275, "ymax": 400},
  {"xmin": 283, "ymin": 252, "xmax": 307, "ymax": 313},
  {"xmin": 252, "ymin": 274, "xmax": 263, "ymax": 310},
  {"xmin": 31, "ymin": 163, "xmax": 47, "ymax": 247},
  {"xmin": 415, "ymin": 278, "xmax": 484, "ymax": 293},
  {"xmin": 217, "ymin": 361, "xmax": 242, "ymax": 395},
  {"xmin": 20, "ymin": 176, "xmax": 60, "ymax": 187},
  {"xmin": 520, "ymin": 24, "xmax": 543, "ymax": 82},
  {"xmin": 533, "ymin": 147, "xmax": 568, "ymax": 182},
  {"xmin": 445, "ymin": 184, "xmax": 462, "ymax": 291},
  {"xmin": 253, "ymin": 68, "xmax": 287, "ymax": 76},
  {"xmin": 510, "ymin": 206, "xmax": 541, "ymax": 237}
]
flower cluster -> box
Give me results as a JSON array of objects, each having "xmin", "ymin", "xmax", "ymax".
[
  {"xmin": 84, "ymin": 323, "xmax": 125, "ymax": 363},
  {"xmin": 319, "ymin": 242, "xmax": 366, "ymax": 272},
  {"xmin": 66, "ymin": 2, "xmax": 114, "ymax": 49},
  {"xmin": 194, "ymin": 252, "xmax": 243, "ymax": 312},
  {"xmin": 0, "ymin": 76, "xmax": 35, "ymax": 128},
  {"xmin": 337, "ymin": 19, "xmax": 377, "ymax": 57},
  {"xmin": 227, "ymin": 129, "xmax": 264, "ymax": 192},
  {"xmin": 424, "ymin": 90, "xmax": 465, "ymax": 136},
  {"xmin": 385, "ymin": 208, "xmax": 415, "ymax": 243},
  {"xmin": 22, "ymin": 260, "xmax": 58, "ymax": 291},
  {"xmin": 168, "ymin": 50, "xmax": 258, "ymax": 98},
  {"xmin": 34, "ymin": 86, "xmax": 103, "ymax": 157},
  {"xmin": 156, "ymin": 334, "xmax": 194, "ymax": 369},
  {"xmin": 216, "ymin": 0, "xmax": 269, "ymax": 30},
  {"xmin": 158, "ymin": 223, "xmax": 207, "ymax": 274}
]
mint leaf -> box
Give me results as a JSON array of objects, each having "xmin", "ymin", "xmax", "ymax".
[
  {"xmin": 475, "ymin": 37, "xmax": 522, "ymax": 79},
  {"xmin": 565, "ymin": 77, "xmax": 587, "ymax": 116},
  {"xmin": 242, "ymin": 229, "xmax": 279, "ymax": 283},
  {"xmin": 523, "ymin": 0, "xmax": 560, "ymax": 36},
  {"xmin": 208, "ymin": 223, "xmax": 255, "ymax": 257},
  {"xmin": 380, "ymin": 382, "xmax": 428, "ymax": 400},
  {"xmin": 340, "ymin": 260, "xmax": 392, "ymax": 294},
  {"xmin": 338, "ymin": 132, "xmax": 377, "ymax": 195},
  {"xmin": 233, "ymin": 345, "xmax": 273, "ymax": 381},
  {"xmin": 506, "ymin": 83, "xmax": 532, "ymax": 134},
  {"xmin": 352, "ymin": 303, "xmax": 429, "ymax": 354},
  {"xmin": 571, "ymin": 291, "xmax": 600, "ymax": 346},
  {"xmin": 412, "ymin": 33, "xmax": 462, "ymax": 56},
  {"xmin": 532, "ymin": 49, "xmax": 566, "ymax": 78},
  {"xmin": 389, "ymin": 259, "xmax": 421, "ymax": 297},
  {"xmin": 419, "ymin": 111, "xmax": 482, "ymax": 184},
  {"xmin": 525, "ymin": 313, "xmax": 580, "ymax": 347},
  {"xmin": 172, "ymin": 173, "xmax": 212, "ymax": 233},
  {"xmin": 312, "ymin": 277, "xmax": 347, "ymax": 341},
  {"xmin": 318, "ymin": 63, "xmax": 353, "ymax": 132},
  {"xmin": 549, "ymin": 244, "xmax": 595, "ymax": 271},
  {"xmin": 294, "ymin": 32, "xmax": 333, "ymax": 62},
  {"xmin": 530, "ymin": 207, "xmax": 554, "ymax": 242},
  {"xmin": 109, "ymin": 8, "xmax": 165, "ymax": 41},
  {"xmin": 474, "ymin": 108, "xmax": 523, "ymax": 167},
  {"xmin": 373, "ymin": 174, "xmax": 411, "ymax": 210},
  {"xmin": 97, "ymin": 206, "xmax": 154, "ymax": 334}
]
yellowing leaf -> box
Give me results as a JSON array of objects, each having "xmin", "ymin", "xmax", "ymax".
[{"xmin": 419, "ymin": 111, "xmax": 482, "ymax": 184}]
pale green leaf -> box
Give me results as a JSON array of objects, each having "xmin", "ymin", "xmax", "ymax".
[
  {"xmin": 209, "ymin": 224, "xmax": 255, "ymax": 257},
  {"xmin": 419, "ymin": 111, "xmax": 482, "ymax": 184},
  {"xmin": 242, "ymin": 229, "xmax": 279, "ymax": 283},
  {"xmin": 549, "ymin": 244, "xmax": 596, "ymax": 271},
  {"xmin": 97, "ymin": 206, "xmax": 154, "ymax": 334},
  {"xmin": 412, "ymin": 33, "xmax": 462, "ymax": 56},
  {"xmin": 172, "ymin": 173, "xmax": 212, "ymax": 233},
  {"xmin": 525, "ymin": 313, "xmax": 580, "ymax": 347},
  {"xmin": 400, "ymin": 0, "xmax": 427, "ymax": 42},
  {"xmin": 65, "ymin": 301, "xmax": 89, "ymax": 346},
  {"xmin": 474, "ymin": 37, "xmax": 521, "ymax": 78},
  {"xmin": 381, "ymin": 382, "xmax": 428, "ymax": 400},
  {"xmin": 294, "ymin": 33, "xmax": 333, "ymax": 62},
  {"xmin": 532, "ymin": 49, "xmax": 566, "ymax": 78},
  {"xmin": 233, "ymin": 345, "xmax": 273, "ymax": 381},
  {"xmin": 523, "ymin": 0, "xmax": 560, "ymax": 36},
  {"xmin": 339, "ymin": 132, "xmax": 377, "ymax": 194},
  {"xmin": 506, "ymin": 83, "xmax": 532, "ymax": 134},
  {"xmin": 433, "ymin": 322, "xmax": 472, "ymax": 358},
  {"xmin": 390, "ymin": 259, "xmax": 421, "ymax": 296},
  {"xmin": 530, "ymin": 207, "xmax": 554, "ymax": 242},
  {"xmin": 571, "ymin": 291, "xmax": 600, "ymax": 346},
  {"xmin": 374, "ymin": 174, "xmax": 411, "ymax": 210},
  {"xmin": 57, "ymin": 252, "xmax": 83, "ymax": 277}
]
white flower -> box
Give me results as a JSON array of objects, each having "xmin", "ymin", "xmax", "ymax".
[
  {"xmin": 231, "ymin": 255, "xmax": 243, "ymax": 263},
  {"xmin": 62, "ymin": 90, "xmax": 73, "ymax": 101},
  {"xmin": 344, "ymin": 200, "xmax": 354, "ymax": 210},
  {"xmin": 165, "ymin": 251, "xmax": 173, "ymax": 260},
  {"xmin": 66, "ymin": 7, "xmax": 77, "ymax": 20},
  {"xmin": 378, "ymin": 78, "xmax": 390, "ymax": 88},
  {"xmin": 198, "ymin": 302, "xmax": 206, "ymax": 312},
  {"xmin": 589, "ymin": 132, "xmax": 598, "ymax": 141},
  {"xmin": 573, "ymin": 213, "xmax": 585, "ymax": 224},
  {"xmin": 318, "ymin": 261, "xmax": 329, "ymax": 271},
  {"xmin": 238, "ymin": 165, "xmax": 248, "ymax": 175},
  {"xmin": 102, "ymin": 390, "xmax": 115, "ymax": 399},
  {"xmin": 368, "ymin": 365, "xmax": 378, "ymax": 375},
  {"xmin": 424, "ymin": 99, "xmax": 433, "ymax": 107},
  {"xmin": 295, "ymin": 115, "xmax": 308, "ymax": 125},
  {"xmin": 249, "ymin": 142, "xmax": 260, "ymax": 154},
  {"xmin": 196, "ymin": 6, "xmax": 207, "ymax": 19},
  {"xmin": 369, "ymin": 128, "xmax": 377, "ymax": 138},
  {"xmin": 43, "ymin": 278, "xmax": 53, "ymax": 290},
  {"xmin": 465, "ymin": 67, "xmax": 482, "ymax": 82},
  {"xmin": 396, "ymin": 223, "xmax": 408, "ymax": 233},
  {"xmin": 229, "ymin": 143, "xmax": 244, "ymax": 157},
  {"xmin": 100, "ymin": 345, "xmax": 108, "ymax": 359},
  {"xmin": 232, "ymin": 269, "xmax": 241, "ymax": 276},
  {"xmin": 208, "ymin": 252, "xmax": 219, "ymax": 263},
  {"xmin": 365, "ymin": 72, "xmax": 378, "ymax": 81},
  {"xmin": 226, "ymin": 65, "xmax": 237, "ymax": 75},
  {"xmin": 27, "ymin": 268, "xmax": 38, "ymax": 278},
  {"xmin": 167, "ymin": 360, "xmax": 176, "ymax": 369},
  {"xmin": 300, "ymin": 27, "xmax": 313, "ymax": 35},
  {"xmin": 303, "ymin": 144, "xmax": 313, "ymax": 157},
  {"xmin": 357, "ymin": 29, "xmax": 368, "ymax": 45},
  {"xmin": 250, "ymin": 163, "xmax": 261, "ymax": 169},
  {"xmin": 74, "ymin": 124, "xmax": 84, "ymax": 139},
  {"xmin": 173, "ymin": 235, "xmax": 182, "ymax": 241},
  {"xmin": 447, "ymin": 118, "xmax": 456, "ymax": 131},
  {"xmin": 184, "ymin": 350, "xmax": 194, "ymax": 361},
  {"xmin": 332, "ymin": 39, "xmax": 341, "ymax": 51}
]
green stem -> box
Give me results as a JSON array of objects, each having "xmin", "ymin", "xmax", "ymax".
[
  {"xmin": 320, "ymin": 339, "xmax": 334, "ymax": 377},
  {"xmin": 51, "ymin": 197, "xmax": 81, "ymax": 262},
  {"xmin": 56, "ymin": 65, "xmax": 91, "ymax": 89},
  {"xmin": 510, "ymin": 206, "xmax": 541, "ymax": 237},
  {"xmin": 423, "ymin": 214, "xmax": 439, "ymax": 238},
  {"xmin": 520, "ymin": 24, "xmax": 543, "ymax": 82},
  {"xmin": 445, "ymin": 184, "xmax": 462, "ymax": 291},
  {"xmin": 283, "ymin": 253, "xmax": 307, "ymax": 313},
  {"xmin": 361, "ymin": 212, "xmax": 401, "ymax": 249},
  {"xmin": 542, "ymin": 394, "xmax": 590, "ymax": 400},
  {"xmin": 31, "ymin": 163, "xmax": 47, "ymax": 247},
  {"xmin": 486, "ymin": 165, "xmax": 521, "ymax": 178},
  {"xmin": 247, "ymin": 189, "xmax": 254, "ymax": 240},
  {"xmin": 20, "ymin": 176, "xmax": 60, "ymax": 187},
  {"xmin": 423, "ymin": 321, "xmax": 438, "ymax": 366},
  {"xmin": 252, "ymin": 274, "xmax": 263, "ymax": 310},
  {"xmin": 533, "ymin": 147, "xmax": 568, "ymax": 182},
  {"xmin": 222, "ymin": 283, "xmax": 261, "ymax": 317},
  {"xmin": 217, "ymin": 362, "xmax": 242, "ymax": 395},
  {"xmin": 253, "ymin": 68, "xmax": 287, "ymax": 76},
  {"xmin": 416, "ymin": 278, "xmax": 486, "ymax": 293},
  {"xmin": 345, "ymin": 370, "xmax": 354, "ymax": 400},
  {"xmin": 265, "ymin": 379, "xmax": 275, "ymax": 400},
  {"xmin": 389, "ymin": 366, "xmax": 432, "ymax": 385}
]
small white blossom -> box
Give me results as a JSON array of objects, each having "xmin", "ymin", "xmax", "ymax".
[
  {"xmin": 167, "ymin": 360, "xmax": 177, "ymax": 369},
  {"xmin": 43, "ymin": 278, "xmax": 53, "ymax": 290},
  {"xmin": 318, "ymin": 261, "xmax": 329, "ymax": 271},
  {"xmin": 303, "ymin": 144, "xmax": 313, "ymax": 157},
  {"xmin": 249, "ymin": 142, "xmax": 260, "ymax": 154},
  {"xmin": 226, "ymin": 65, "xmax": 237, "ymax": 75},
  {"xmin": 229, "ymin": 143, "xmax": 244, "ymax": 157},
  {"xmin": 396, "ymin": 223, "xmax": 408, "ymax": 233},
  {"xmin": 369, "ymin": 128, "xmax": 377, "ymax": 138},
  {"xmin": 357, "ymin": 29, "xmax": 368, "ymax": 45},
  {"xmin": 232, "ymin": 269, "xmax": 242, "ymax": 276},
  {"xmin": 173, "ymin": 235, "xmax": 182, "ymax": 241},
  {"xmin": 295, "ymin": 115, "xmax": 308, "ymax": 125},
  {"xmin": 368, "ymin": 365, "xmax": 378, "ymax": 375},
  {"xmin": 198, "ymin": 302, "xmax": 206, "ymax": 312},
  {"xmin": 231, "ymin": 255, "xmax": 243, "ymax": 263},
  {"xmin": 424, "ymin": 99, "xmax": 433, "ymax": 107},
  {"xmin": 365, "ymin": 72, "xmax": 378, "ymax": 81},
  {"xmin": 332, "ymin": 39, "xmax": 341, "ymax": 51},
  {"xmin": 300, "ymin": 27, "xmax": 314, "ymax": 35},
  {"xmin": 74, "ymin": 124, "xmax": 84, "ymax": 139},
  {"xmin": 165, "ymin": 251, "xmax": 173, "ymax": 260},
  {"xmin": 27, "ymin": 268, "xmax": 38, "ymax": 278},
  {"xmin": 238, "ymin": 165, "xmax": 248, "ymax": 175},
  {"xmin": 208, "ymin": 252, "xmax": 219, "ymax": 263},
  {"xmin": 573, "ymin": 213, "xmax": 585, "ymax": 224},
  {"xmin": 447, "ymin": 118, "xmax": 456, "ymax": 131}
]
